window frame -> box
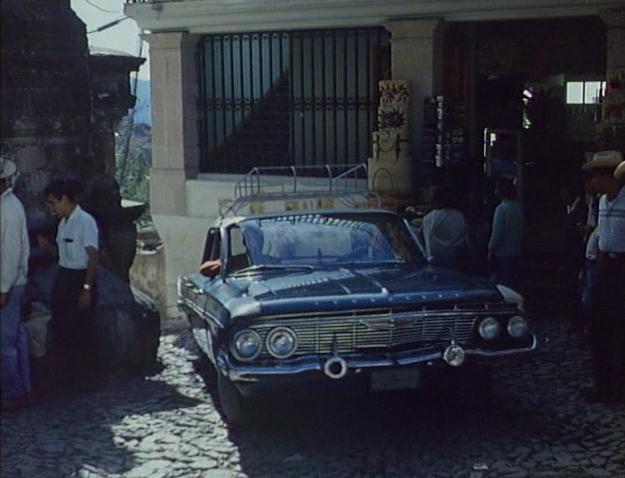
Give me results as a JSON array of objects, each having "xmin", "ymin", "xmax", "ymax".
[{"xmin": 565, "ymin": 80, "xmax": 606, "ymax": 105}]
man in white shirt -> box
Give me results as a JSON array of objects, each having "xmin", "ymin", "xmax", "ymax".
[
  {"xmin": 581, "ymin": 151, "xmax": 625, "ymax": 403},
  {"xmin": 0, "ymin": 157, "xmax": 32, "ymax": 409},
  {"xmin": 39, "ymin": 178, "xmax": 100, "ymax": 390}
]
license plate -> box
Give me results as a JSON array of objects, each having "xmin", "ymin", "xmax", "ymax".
[{"xmin": 370, "ymin": 368, "xmax": 420, "ymax": 391}]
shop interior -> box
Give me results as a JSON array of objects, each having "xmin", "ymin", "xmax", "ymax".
[{"xmin": 438, "ymin": 16, "xmax": 620, "ymax": 288}]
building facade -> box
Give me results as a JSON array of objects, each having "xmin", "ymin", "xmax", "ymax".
[{"xmin": 125, "ymin": 0, "xmax": 625, "ymax": 316}]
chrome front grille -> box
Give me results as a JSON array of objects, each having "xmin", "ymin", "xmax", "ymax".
[{"xmin": 249, "ymin": 305, "xmax": 515, "ymax": 357}]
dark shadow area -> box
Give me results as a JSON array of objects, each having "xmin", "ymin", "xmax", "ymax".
[
  {"xmin": 223, "ymin": 381, "xmax": 535, "ymax": 477},
  {"xmin": 0, "ymin": 366, "xmax": 202, "ymax": 477}
]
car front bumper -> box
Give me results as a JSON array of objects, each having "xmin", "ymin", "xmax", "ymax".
[{"xmin": 216, "ymin": 334, "xmax": 538, "ymax": 383}]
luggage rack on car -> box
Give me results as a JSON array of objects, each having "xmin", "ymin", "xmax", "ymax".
[{"xmin": 219, "ymin": 163, "xmax": 381, "ymax": 217}]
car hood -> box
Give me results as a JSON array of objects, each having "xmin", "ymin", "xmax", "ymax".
[{"xmin": 234, "ymin": 264, "xmax": 502, "ymax": 318}]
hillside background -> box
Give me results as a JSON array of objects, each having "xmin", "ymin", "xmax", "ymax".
[{"xmin": 116, "ymin": 79, "xmax": 152, "ymax": 225}]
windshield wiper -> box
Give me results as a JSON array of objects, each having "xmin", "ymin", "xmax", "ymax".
[{"xmin": 230, "ymin": 264, "xmax": 315, "ymax": 276}]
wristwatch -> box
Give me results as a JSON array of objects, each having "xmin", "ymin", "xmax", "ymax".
[{"xmin": 82, "ymin": 283, "xmax": 92, "ymax": 291}]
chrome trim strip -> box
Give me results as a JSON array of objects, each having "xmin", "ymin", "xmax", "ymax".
[
  {"xmin": 177, "ymin": 299, "xmax": 225, "ymax": 329},
  {"xmin": 249, "ymin": 309, "xmax": 517, "ymax": 335},
  {"xmin": 249, "ymin": 312, "xmax": 488, "ymax": 357},
  {"xmin": 254, "ymin": 305, "xmax": 519, "ymax": 322},
  {"xmin": 218, "ymin": 334, "xmax": 538, "ymax": 382}
]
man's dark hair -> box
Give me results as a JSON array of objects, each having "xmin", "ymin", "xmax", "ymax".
[
  {"xmin": 433, "ymin": 184, "xmax": 458, "ymax": 209},
  {"xmin": 496, "ymin": 177, "xmax": 516, "ymax": 200},
  {"xmin": 43, "ymin": 178, "xmax": 84, "ymax": 202}
]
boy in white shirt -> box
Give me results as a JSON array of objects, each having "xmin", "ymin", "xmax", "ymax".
[{"xmin": 39, "ymin": 179, "xmax": 100, "ymax": 390}]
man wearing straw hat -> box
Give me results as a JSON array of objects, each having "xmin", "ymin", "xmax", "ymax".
[
  {"xmin": 582, "ymin": 150, "xmax": 625, "ymax": 403},
  {"xmin": 0, "ymin": 157, "xmax": 32, "ymax": 409}
]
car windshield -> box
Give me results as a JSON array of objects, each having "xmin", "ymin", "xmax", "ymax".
[{"xmin": 235, "ymin": 212, "xmax": 423, "ymax": 268}]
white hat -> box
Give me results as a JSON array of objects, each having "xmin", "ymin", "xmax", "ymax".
[
  {"xmin": 582, "ymin": 150, "xmax": 623, "ymax": 172},
  {"xmin": 615, "ymin": 161, "xmax": 625, "ymax": 181},
  {"xmin": 0, "ymin": 157, "xmax": 17, "ymax": 179}
]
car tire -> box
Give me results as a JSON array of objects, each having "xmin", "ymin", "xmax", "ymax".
[
  {"xmin": 194, "ymin": 353, "xmax": 218, "ymax": 388},
  {"xmin": 217, "ymin": 373, "xmax": 250, "ymax": 425}
]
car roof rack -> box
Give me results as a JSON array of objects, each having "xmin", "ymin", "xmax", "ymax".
[{"xmin": 219, "ymin": 163, "xmax": 382, "ymax": 217}]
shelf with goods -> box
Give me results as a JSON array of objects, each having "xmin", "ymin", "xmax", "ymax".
[
  {"xmin": 595, "ymin": 123, "xmax": 625, "ymax": 152},
  {"xmin": 421, "ymin": 96, "xmax": 468, "ymax": 169},
  {"xmin": 596, "ymin": 67, "xmax": 625, "ymax": 153}
]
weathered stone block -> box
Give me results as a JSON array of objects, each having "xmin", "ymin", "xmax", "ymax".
[
  {"xmin": 94, "ymin": 267, "xmax": 160, "ymax": 371},
  {"xmin": 368, "ymin": 157, "xmax": 414, "ymax": 194}
]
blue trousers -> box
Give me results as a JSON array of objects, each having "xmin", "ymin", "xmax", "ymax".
[{"xmin": 1, "ymin": 285, "xmax": 31, "ymax": 399}]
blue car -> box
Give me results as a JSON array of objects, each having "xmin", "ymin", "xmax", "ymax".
[{"xmin": 178, "ymin": 209, "xmax": 536, "ymax": 423}]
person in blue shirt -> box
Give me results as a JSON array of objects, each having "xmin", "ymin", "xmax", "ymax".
[{"xmin": 488, "ymin": 177, "xmax": 523, "ymax": 290}]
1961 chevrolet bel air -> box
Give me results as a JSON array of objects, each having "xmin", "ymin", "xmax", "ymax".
[{"xmin": 177, "ymin": 209, "xmax": 536, "ymax": 423}]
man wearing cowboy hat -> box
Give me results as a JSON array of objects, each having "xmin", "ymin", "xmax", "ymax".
[
  {"xmin": 0, "ymin": 157, "xmax": 32, "ymax": 409},
  {"xmin": 615, "ymin": 159, "xmax": 625, "ymax": 183},
  {"xmin": 582, "ymin": 150, "xmax": 625, "ymax": 403}
]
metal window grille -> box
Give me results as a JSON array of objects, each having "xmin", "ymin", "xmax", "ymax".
[{"xmin": 198, "ymin": 28, "xmax": 391, "ymax": 174}]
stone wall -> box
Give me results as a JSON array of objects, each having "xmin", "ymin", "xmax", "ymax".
[
  {"xmin": 1, "ymin": 0, "xmax": 93, "ymax": 229},
  {"xmin": 130, "ymin": 245, "xmax": 168, "ymax": 319}
]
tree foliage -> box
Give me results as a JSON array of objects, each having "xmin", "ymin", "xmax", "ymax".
[{"xmin": 115, "ymin": 117, "xmax": 152, "ymax": 226}]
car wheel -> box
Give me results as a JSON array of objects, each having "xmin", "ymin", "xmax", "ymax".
[{"xmin": 217, "ymin": 373, "xmax": 250, "ymax": 425}]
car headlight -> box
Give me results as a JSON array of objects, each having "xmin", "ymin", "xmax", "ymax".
[
  {"xmin": 478, "ymin": 317, "xmax": 501, "ymax": 340},
  {"xmin": 231, "ymin": 329, "xmax": 262, "ymax": 361},
  {"xmin": 266, "ymin": 327, "xmax": 298, "ymax": 359},
  {"xmin": 507, "ymin": 316, "xmax": 528, "ymax": 338}
]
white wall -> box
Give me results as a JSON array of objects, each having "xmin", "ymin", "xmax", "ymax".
[{"xmin": 156, "ymin": 173, "xmax": 373, "ymax": 317}]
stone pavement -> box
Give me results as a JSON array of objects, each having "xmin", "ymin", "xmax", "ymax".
[{"xmin": 1, "ymin": 316, "xmax": 624, "ymax": 478}]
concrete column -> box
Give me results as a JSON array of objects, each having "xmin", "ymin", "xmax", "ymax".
[
  {"xmin": 384, "ymin": 18, "xmax": 445, "ymax": 154},
  {"xmin": 142, "ymin": 32, "xmax": 203, "ymax": 317},
  {"xmin": 599, "ymin": 9, "xmax": 625, "ymax": 133},
  {"xmin": 143, "ymin": 32, "xmax": 201, "ymax": 216}
]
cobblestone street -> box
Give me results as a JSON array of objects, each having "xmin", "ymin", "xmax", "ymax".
[{"xmin": 2, "ymin": 314, "xmax": 624, "ymax": 478}]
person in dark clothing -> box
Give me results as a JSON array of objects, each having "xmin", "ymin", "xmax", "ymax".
[
  {"xmin": 582, "ymin": 151, "xmax": 625, "ymax": 403},
  {"xmin": 560, "ymin": 184, "xmax": 588, "ymax": 324},
  {"xmin": 38, "ymin": 179, "xmax": 101, "ymax": 390},
  {"xmin": 560, "ymin": 184, "xmax": 588, "ymax": 263},
  {"xmin": 580, "ymin": 177, "xmax": 600, "ymax": 334},
  {"xmin": 488, "ymin": 177, "xmax": 523, "ymax": 290}
]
